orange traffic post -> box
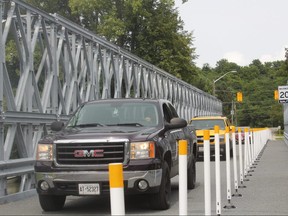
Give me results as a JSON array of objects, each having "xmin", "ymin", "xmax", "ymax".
[
  {"xmin": 179, "ymin": 139, "xmax": 188, "ymax": 215},
  {"xmin": 109, "ymin": 163, "xmax": 125, "ymax": 215}
]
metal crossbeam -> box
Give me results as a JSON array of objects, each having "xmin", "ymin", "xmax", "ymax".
[{"xmin": 0, "ymin": 0, "xmax": 222, "ymax": 203}]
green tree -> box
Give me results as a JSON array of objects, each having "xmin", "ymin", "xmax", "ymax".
[
  {"xmin": 28, "ymin": 0, "xmax": 199, "ymax": 85},
  {"xmin": 27, "ymin": 0, "xmax": 80, "ymax": 23},
  {"xmin": 68, "ymin": 0, "xmax": 198, "ymax": 82}
]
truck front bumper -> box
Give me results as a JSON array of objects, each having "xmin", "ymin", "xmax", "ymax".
[
  {"xmin": 197, "ymin": 144, "xmax": 226, "ymax": 157},
  {"xmin": 35, "ymin": 169, "xmax": 162, "ymax": 196}
]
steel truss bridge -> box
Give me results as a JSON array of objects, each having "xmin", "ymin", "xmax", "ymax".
[{"xmin": 0, "ymin": 0, "xmax": 222, "ymax": 203}]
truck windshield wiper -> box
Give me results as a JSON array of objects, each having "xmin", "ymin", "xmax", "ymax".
[
  {"xmin": 74, "ymin": 123, "xmax": 105, "ymax": 127},
  {"xmin": 108, "ymin": 123, "xmax": 143, "ymax": 127}
]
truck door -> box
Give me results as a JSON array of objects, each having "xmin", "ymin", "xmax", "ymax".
[{"xmin": 162, "ymin": 103, "xmax": 183, "ymax": 175}]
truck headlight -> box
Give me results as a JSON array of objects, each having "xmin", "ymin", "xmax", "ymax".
[
  {"xmin": 36, "ymin": 144, "xmax": 53, "ymax": 161},
  {"xmin": 130, "ymin": 141, "xmax": 155, "ymax": 159}
]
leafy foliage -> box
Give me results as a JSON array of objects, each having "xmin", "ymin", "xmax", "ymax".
[{"xmin": 206, "ymin": 58, "xmax": 286, "ymax": 128}]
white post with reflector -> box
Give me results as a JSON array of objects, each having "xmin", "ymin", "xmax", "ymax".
[
  {"xmin": 204, "ymin": 130, "xmax": 211, "ymax": 216},
  {"xmin": 243, "ymin": 128, "xmax": 251, "ymax": 180},
  {"xmin": 179, "ymin": 139, "xmax": 188, "ymax": 215},
  {"xmin": 214, "ymin": 125, "xmax": 221, "ymax": 216},
  {"xmin": 231, "ymin": 126, "xmax": 242, "ymax": 197},
  {"xmin": 109, "ymin": 163, "xmax": 125, "ymax": 215},
  {"xmin": 238, "ymin": 128, "xmax": 246, "ymax": 188},
  {"xmin": 223, "ymin": 127, "xmax": 236, "ymax": 209},
  {"xmin": 250, "ymin": 129, "xmax": 257, "ymax": 164}
]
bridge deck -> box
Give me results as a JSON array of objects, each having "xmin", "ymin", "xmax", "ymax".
[
  {"xmin": 225, "ymin": 139, "xmax": 288, "ymax": 215},
  {"xmin": 0, "ymin": 139, "xmax": 287, "ymax": 215}
]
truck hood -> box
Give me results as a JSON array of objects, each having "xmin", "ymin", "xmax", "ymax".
[{"xmin": 41, "ymin": 126, "xmax": 161, "ymax": 143}]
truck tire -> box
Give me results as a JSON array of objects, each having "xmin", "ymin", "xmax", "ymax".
[
  {"xmin": 187, "ymin": 155, "xmax": 196, "ymax": 189},
  {"xmin": 150, "ymin": 161, "xmax": 171, "ymax": 210},
  {"xmin": 38, "ymin": 194, "xmax": 66, "ymax": 211}
]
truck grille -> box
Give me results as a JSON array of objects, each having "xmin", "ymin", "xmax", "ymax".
[{"xmin": 55, "ymin": 141, "xmax": 126, "ymax": 165}]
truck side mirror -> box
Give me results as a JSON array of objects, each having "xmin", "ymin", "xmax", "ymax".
[
  {"xmin": 170, "ymin": 118, "xmax": 187, "ymax": 128},
  {"xmin": 165, "ymin": 118, "xmax": 187, "ymax": 130}
]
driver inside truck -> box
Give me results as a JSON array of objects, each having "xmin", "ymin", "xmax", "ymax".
[{"xmin": 144, "ymin": 107, "xmax": 156, "ymax": 124}]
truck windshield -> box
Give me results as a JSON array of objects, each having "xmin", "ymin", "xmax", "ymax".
[
  {"xmin": 191, "ymin": 119, "xmax": 225, "ymax": 130},
  {"xmin": 67, "ymin": 102, "xmax": 159, "ymax": 127}
]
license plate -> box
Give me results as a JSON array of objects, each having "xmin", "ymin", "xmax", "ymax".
[
  {"xmin": 78, "ymin": 183, "xmax": 100, "ymax": 195},
  {"xmin": 199, "ymin": 147, "xmax": 204, "ymax": 152}
]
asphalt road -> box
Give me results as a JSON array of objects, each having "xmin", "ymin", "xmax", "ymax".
[{"xmin": 0, "ymin": 140, "xmax": 288, "ymax": 215}]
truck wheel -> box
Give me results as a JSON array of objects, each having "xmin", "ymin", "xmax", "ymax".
[
  {"xmin": 38, "ymin": 194, "xmax": 66, "ymax": 211},
  {"xmin": 187, "ymin": 155, "xmax": 196, "ymax": 189},
  {"xmin": 150, "ymin": 161, "xmax": 171, "ymax": 210}
]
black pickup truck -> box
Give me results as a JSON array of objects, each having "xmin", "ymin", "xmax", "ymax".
[{"xmin": 34, "ymin": 98, "xmax": 197, "ymax": 211}]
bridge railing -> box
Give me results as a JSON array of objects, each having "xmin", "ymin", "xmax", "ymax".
[{"xmin": 0, "ymin": 0, "xmax": 222, "ymax": 203}]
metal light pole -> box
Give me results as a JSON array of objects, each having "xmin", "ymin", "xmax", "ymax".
[{"xmin": 213, "ymin": 70, "xmax": 237, "ymax": 96}]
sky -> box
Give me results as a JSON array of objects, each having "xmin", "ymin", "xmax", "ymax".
[{"xmin": 175, "ymin": 0, "xmax": 288, "ymax": 68}]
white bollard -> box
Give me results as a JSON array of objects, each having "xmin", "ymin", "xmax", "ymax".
[
  {"xmin": 238, "ymin": 128, "xmax": 246, "ymax": 188},
  {"xmin": 248, "ymin": 129, "xmax": 255, "ymax": 169},
  {"xmin": 214, "ymin": 125, "xmax": 221, "ymax": 216},
  {"xmin": 223, "ymin": 127, "xmax": 235, "ymax": 208},
  {"xmin": 247, "ymin": 129, "xmax": 253, "ymax": 170},
  {"xmin": 109, "ymin": 163, "xmax": 125, "ymax": 215},
  {"xmin": 254, "ymin": 131, "xmax": 261, "ymax": 160},
  {"xmin": 179, "ymin": 139, "xmax": 188, "ymax": 215},
  {"xmin": 250, "ymin": 129, "xmax": 257, "ymax": 165},
  {"xmin": 204, "ymin": 130, "xmax": 211, "ymax": 216},
  {"xmin": 231, "ymin": 127, "xmax": 242, "ymax": 197},
  {"xmin": 244, "ymin": 128, "xmax": 251, "ymax": 179}
]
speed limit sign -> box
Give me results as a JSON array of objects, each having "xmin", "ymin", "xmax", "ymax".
[{"xmin": 278, "ymin": 85, "xmax": 288, "ymax": 103}]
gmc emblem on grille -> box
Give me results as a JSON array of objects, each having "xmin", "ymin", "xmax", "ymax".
[{"xmin": 74, "ymin": 149, "xmax": 104, "ymax": 158}]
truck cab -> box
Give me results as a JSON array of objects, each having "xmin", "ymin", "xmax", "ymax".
[
  {"xmin": 189, "ymin": 115, "xmax": 232, "ymax": 160},
  {"xmin": 34, "ymin": 98, "xmax": 197, "ymax": 211}
]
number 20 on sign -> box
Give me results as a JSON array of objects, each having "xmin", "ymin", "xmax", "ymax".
[{"xmin": 278, "ymin": 85, "xmax": 288, "ymax": 103}]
